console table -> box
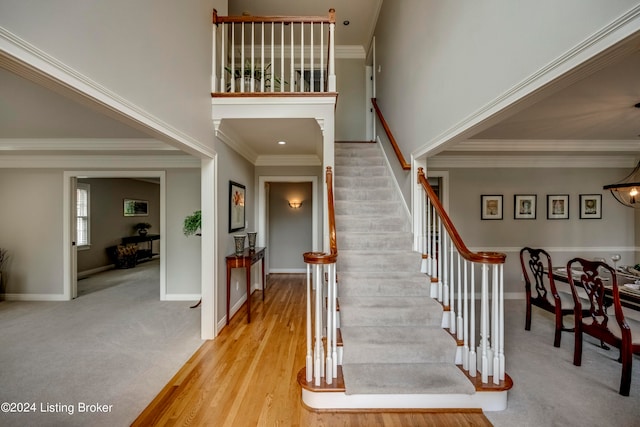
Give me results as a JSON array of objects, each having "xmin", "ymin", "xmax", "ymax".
[
  {"xmin": 121, "ymin": 234, "xmax": 160, "ymax": 262},
  {"xmin": 226, "ymin": 247, "xmax": 266, "ymax": 324}
]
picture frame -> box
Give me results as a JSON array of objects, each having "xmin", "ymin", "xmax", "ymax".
[
  {"xmin": 514, "ymin": 194, "xmax": 537, "ymax": 220},
  {"xmin": 123, "ymin": 199, "xmax": 149, "ymax": 217},
  {"xmin": 547, "ymin": 194, "xmax": 569, "ymax": 219},
  {"xmin": 229, "ymin": 181, "xmax": 246, "ymax": 232},
  {"xmin": 579, "ymin": 194, "xmax": 602, "ymax": 219},
  {"xmin": 481, "ymin": 195, "xmax": 503, "ymax": 220}
]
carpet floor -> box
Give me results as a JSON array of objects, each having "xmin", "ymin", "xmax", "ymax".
[{"xmin": 0, "ymin": 260, "xmax": 203, "ymax": 426}]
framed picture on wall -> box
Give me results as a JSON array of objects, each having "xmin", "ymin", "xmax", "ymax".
[
  {"xmin": 481, "ymin": 195, "xmax": 503, "ymax": 220},
  {"xmin": 123, "ymin": 199, "xmax": 149, "ymax": 216},
  {"xmin": 229, "ymin": 181, "xmax": 246, "ymax": 232},
  {"xmin": 579, "ymin": 194, "xmax": 602, "ymax": 219},
  {"xmin": 514, "ymin": 194, "xmax": 536, "ymax": 220},
  {"xmin": 547, "ymin": 194, "xmax": 569, "ymax": 219}
]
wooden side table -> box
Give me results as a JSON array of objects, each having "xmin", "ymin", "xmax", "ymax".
[{"xmin": 226, "ymin": 247, "xmax": 266, "ymax": 324}]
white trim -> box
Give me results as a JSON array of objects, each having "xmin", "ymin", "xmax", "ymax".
[
  {"xmin": 202, "ymin": 157, "xmax": 217, "ymax": 339},
  {"xmin": 451, "ymin": 139, "xmax": 640, "ymax": 153},
  {"xmin": 376, "ymin": 135, "xmax": 410, "ymax": 216},
  {"xmin": 63, "ymin": 171, "xmax": 167, "ymax": 302},
  {"xmin": 212, "ymin": 96, "xmax": 338, "ymax": 108},
  {"xmin": 0, "ymin": 138, "xmax": 178, "ymax": 151},
  {"xmin": 413, "ymin": 6, "xmax": 640, "ymax": 160},
  {"xmin": 255, "ymin": 155, "xmax": 321, "ymax": 166},
  {"xmin": 2, "ymin": 293, "xmax": 68, "ymax": 301},
  {"xmin": 0, "ymin": 27, "xmax": 216, "ymax": 158},
  {"xmin": 469, "ymin": 246, "xmax": 639, "ymax": 253},
  {"xmin": 269, "ymin": 268, "xmax": 306, "ymax": 274},
  {"xmin": 214, "ymin": 123, "xmax": 259, "ymax": 165},
  {"xmin": 428, "ymin": 155, "xmax": 636, "ymax": 169},
  {"xmin": 0, "ymin": 155, "xmax": 200, "ymax": 169},
  {"xmin": 164, "ymin": 294, "xmax": 202, "ymax": 301}
]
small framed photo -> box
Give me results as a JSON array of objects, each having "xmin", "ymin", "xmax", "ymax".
[
  {"xmin": 123, "ymin": 199, "xmax": 149, "ymax": 216},
  {"xmin": 229, "ymin": 181, "xmax": 246, "ymax": 233},
  {"xmin": 547, "ymin": 194, "xmax": 569, "ymax": 219},
  {"xmin": 481, "ymin": 195, "xmax": 503, "ymax": 220},
  {"xmin": 580, "ymin": 194, "xmax": 602, "ymax": 219},
  {"xmin": 514, "ymin": 194, "xmax": 536, "ymax": 220}
]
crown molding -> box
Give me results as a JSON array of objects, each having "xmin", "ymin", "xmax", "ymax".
[
  {"xmin": 0, "ymin": 138, "xmax": 178, "ymax": 151},
  {"xmin": 214, "ymin": 123, "xmax": 259, "ymax": 164},
  {"xmin": 0, "ymin": 155, "xmax": 200, "ymax": 168},
  {"xmin": 255, "ymin": 154, "xmax": 321, "ymax": 166},
  {"xmin": 428, "ymin": 155, "xmax": 636, "ymax": 168},
  {"xmin": 452, "ymin": 139, "xmax": 640, "ymax": 152},
  {"xmin": 0, "ymin": 26, "xmax": 215, "ymax": 159}
]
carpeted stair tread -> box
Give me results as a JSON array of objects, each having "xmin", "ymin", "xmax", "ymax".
[
  {"xmin": 337, "ymin": 272, "xmax": 432, "ymax": 297},
  {"xmin": 339, "ymin": 297, "xmax": 442, "ymax": 327},
  {"xmin": 338, "ymin": 231, "xmax": 413, "ymax": 250},
  {"xmin": 338, "ymin": 250, "xmax": 422, "ymax": 272},
  {"xmin": 335, "ymin": 215, "xmax": 410, "ymax": 232},
  {"xmin": 342, "ymin": 363, "xmax": 476, "ymax": 395},
  {"xmin": 340, "ymin": 326, "xmax": 456, "ymax": 364},
  {"xmin": 335, "ymin": 200, "xmax": 404, "ymax": 216}
]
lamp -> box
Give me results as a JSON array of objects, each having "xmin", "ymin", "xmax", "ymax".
[
  {"xmin": 288, "ymin": 200, "xmax": 302, "ymax": 209},
  {"xmin": 603, "ymin": 161, "xmax": 640, "ymax": 208}
]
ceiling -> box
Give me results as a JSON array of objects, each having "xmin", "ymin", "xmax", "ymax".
[{"xmin": 1, "ymin": 1, "xmax": 639, "ymax": 163}]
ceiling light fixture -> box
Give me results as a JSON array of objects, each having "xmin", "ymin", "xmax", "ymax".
[
  {"xmin": 278, "ymin": 141, "xmax": 286, "ymax": 145},
  {"xmin": 603, "ymin": 161, "xmax": 640, "ymax": 208},
  {"xmin": 343, "ymin": 20, "xmax": 350, "ymax": 25}
]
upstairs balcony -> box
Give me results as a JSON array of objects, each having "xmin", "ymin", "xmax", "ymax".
[{"xmin": 211, "ymin": 9, "xmax": 337, "ymax": 96}]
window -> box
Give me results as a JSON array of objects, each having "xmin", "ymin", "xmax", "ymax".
[{"xmin": 76, "ymin": 183, "xmax": 90, "ymax": 248}]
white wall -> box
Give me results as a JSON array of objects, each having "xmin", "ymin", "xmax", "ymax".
[{"xmin": 0, "ymin": 0, "xmax": 225, "ymax": 151}]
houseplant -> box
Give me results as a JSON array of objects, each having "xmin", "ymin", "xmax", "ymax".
[
  {"xmin": 183, "ymin": 210, "xmax": 202, "ymax": 236},
  {"xmin": 225, "ymin": 61, "xmax": 286, "ymax": 92},
  {"xmin": 134, "ymin": 222, "xmax": 152, "ymax": 236}
]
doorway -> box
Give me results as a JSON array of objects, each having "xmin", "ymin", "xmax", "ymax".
[{"xmin": 63, "ymin": 171, "xmax": 166, "ymax": 300}]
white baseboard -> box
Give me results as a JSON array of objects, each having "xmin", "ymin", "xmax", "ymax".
[
  {"xmin": 269, "ymin": 268, "xmax": 306, "ymax": 274},
  {"xmin": 78, "ymin": 265, "xmax": 113, "ymax": 279},
  {"xmin": 163, "ymin": 294, "xmax": 201, "ymax": 301},
  {"xmin": 2, "ymin": 293, "xmax": 68, "ymax": 301}
]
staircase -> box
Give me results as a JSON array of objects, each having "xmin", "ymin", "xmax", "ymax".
[{"xmin": 298, "ymin": 142, "xmax": 509, "ymax": 411}]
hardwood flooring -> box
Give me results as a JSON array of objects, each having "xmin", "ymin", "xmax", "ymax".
[{"xmin": 133, "ymin": 273, "xmax": 492, "ymax": 426}]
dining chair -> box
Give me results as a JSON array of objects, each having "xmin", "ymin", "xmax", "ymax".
[
  {"xmin": 520, "ymin": 247, "xmax": 576, "ymax": 347},
  {"xmin": 566, "ymin": 257, "xmax": 640, "ymax": 396}
]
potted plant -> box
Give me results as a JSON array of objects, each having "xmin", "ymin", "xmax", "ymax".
[
  {"xmin": 225, "ymin": 61, "xmax": 286, "ymax": 92},
  {"xmin": 134, "ymin": 222, "xmax": 152, "ymax": 236},
  {"xmin": 183, "ymin": 210, "xmax": 201, "ymax": 236}
]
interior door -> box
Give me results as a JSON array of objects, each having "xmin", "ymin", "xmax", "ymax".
[{"xmin": 70, "ymin": 177, "xmax": 78, "ymax": 299}]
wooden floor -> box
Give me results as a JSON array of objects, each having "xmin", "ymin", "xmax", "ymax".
[{"xmin": 133, "ymin": 273, "xmax": 492, "ymax": 426}]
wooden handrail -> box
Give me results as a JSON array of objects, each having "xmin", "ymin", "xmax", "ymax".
[
  {"xmin": 304, "ymin": 166, "xmax": 337, "ymax": 264},
  {"xmin": 418, "ymin": 167, "xmax": 505, "ymax": 265},
  {"xmin": 214, "ymin": 9, "xmax": 335, "ymax": 25},
  {"xmin": 371, "ymin": 98, "xmax": 411, "ymax": 170}
]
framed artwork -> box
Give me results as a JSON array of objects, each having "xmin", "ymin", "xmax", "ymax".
[
  {"xmin": 481, "ymin": 195, "xmax": 503, "ymax": 220},
  {"xmin": 547, "ymin": 194, "xmax": 569, "ymax": 219},
  {"xmin": 229, "ymin": 181, "xmax": 246, "ymax": 232},
  {"xmin": 514, "ymin": 194, "xmax": 536, "ymax": 220},
  {"xmin": 579, "ymin": 194, "xmax": 602, "ymax": 219},
  {"xmin": 123, "ymin": 199, "xmax": 149, "ymax": 216}
]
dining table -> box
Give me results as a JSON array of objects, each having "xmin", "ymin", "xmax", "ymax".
[{"xmin": 550, "ymin": 266, "xmax": 640, "ymax": 312}]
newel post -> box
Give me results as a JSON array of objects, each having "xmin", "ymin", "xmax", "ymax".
[{"xmin": 327, "ymin": 9, "xmax": 336, "ymax": 92}]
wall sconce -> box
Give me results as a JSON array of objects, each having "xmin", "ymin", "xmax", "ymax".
[{"xmin": 288, "ymin": 200, "xmax": 302, "ymax": 209}]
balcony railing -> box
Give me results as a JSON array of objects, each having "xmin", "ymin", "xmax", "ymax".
[{"xmin": 212, "ymin": 9, "xmax": 336, "ymax": 94}]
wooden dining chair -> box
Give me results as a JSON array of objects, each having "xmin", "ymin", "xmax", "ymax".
[
  {"xmin": 567, "ymin": 257, "xmax": 640, "ymax": 396},
  {"xmin": 520, "ymin": 247, "xmax": 576, "ymax": 347}
]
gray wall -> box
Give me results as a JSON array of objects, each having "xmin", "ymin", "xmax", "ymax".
[
  {"xmin": 0, "ymin": 0, "xmax": 221, "ymax": 150},
  {"xmin": 446, "ymin": 167, "xmax": 636, "ymax": 295},
  {"xmin": 77, "ymin": 178, "xmax": 160, "ymax": 272},
  {"xmin": 335, "ymin": 58, "xmax": 367, "ymax": 141},
  {"xmin": 268, "ymin": 182, "xmax": 312, "ymax": 271},
  {"xmin": 215, "ymin": 140, "xmax": 255, "ymax": 324}
]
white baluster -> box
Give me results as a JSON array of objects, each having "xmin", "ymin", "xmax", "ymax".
[
  {"xmin": 325, "ymin": 263, "xmax": 333, "ymax": 383},
  {"xmin": 314, "ymin": 264, "xmax": 322, "ymax": 385},
  {"xmin": 280, "ymin": 22, "xmax": 284, "ymax": 93},
  {"xmin": 456, "ymin": 252, "xmax": 463, "ymax": 340},
  {"xmin": 328, "ymin": 17, "xmax": 336, "ymax": 91},
  {"xmin": 260, "ymin": 22, "xmax": 265, "ymax": 92},
  {"xmin": 250, "ymin": 22, "xmax": 255, "ymax": 92},
  {"xmin": 300, "ymin": 21, "xmax": 304, "ymax": 92},
  {"xmin": 290, "ymin": 23, "xmax": 294, "ymax": 92},
  {"xmin": 270, "ymin": 22, "xmax": 274, "ymax": 92},
  {"xmin": 230, "ymin": 24, "xmax": 235, "ymax": 92},
  {"xmin": 310, "ymin": 22, "xmax": 314, "ymax": 93},
  {"xmin": 462, "ymin": 259, "xmax": 469, "ymax": 371},
  {"xmin": 497, "ymin": 264, "xmax": 506, "ymax": 382},
  {"xmin": 219, "ymin": 23, "xmax": 225, "ymax": 92},
  {"xmin": 212, "ymin": 19, "xmax": 217, "ymax": 92},
  {"xmin": 320, "ymin": 22, "xmax": 324, "ymax": 91},
  {"xmin": 468, "ymin": 264, "xmax": 477, "ymax": 377},
  {"xmin": 305, "ymin": 263, "xmax": 312, "ymax": 381},
  {"xmin": 480, "ymin": 264, "xmax": 489, "ymax": 384}
]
